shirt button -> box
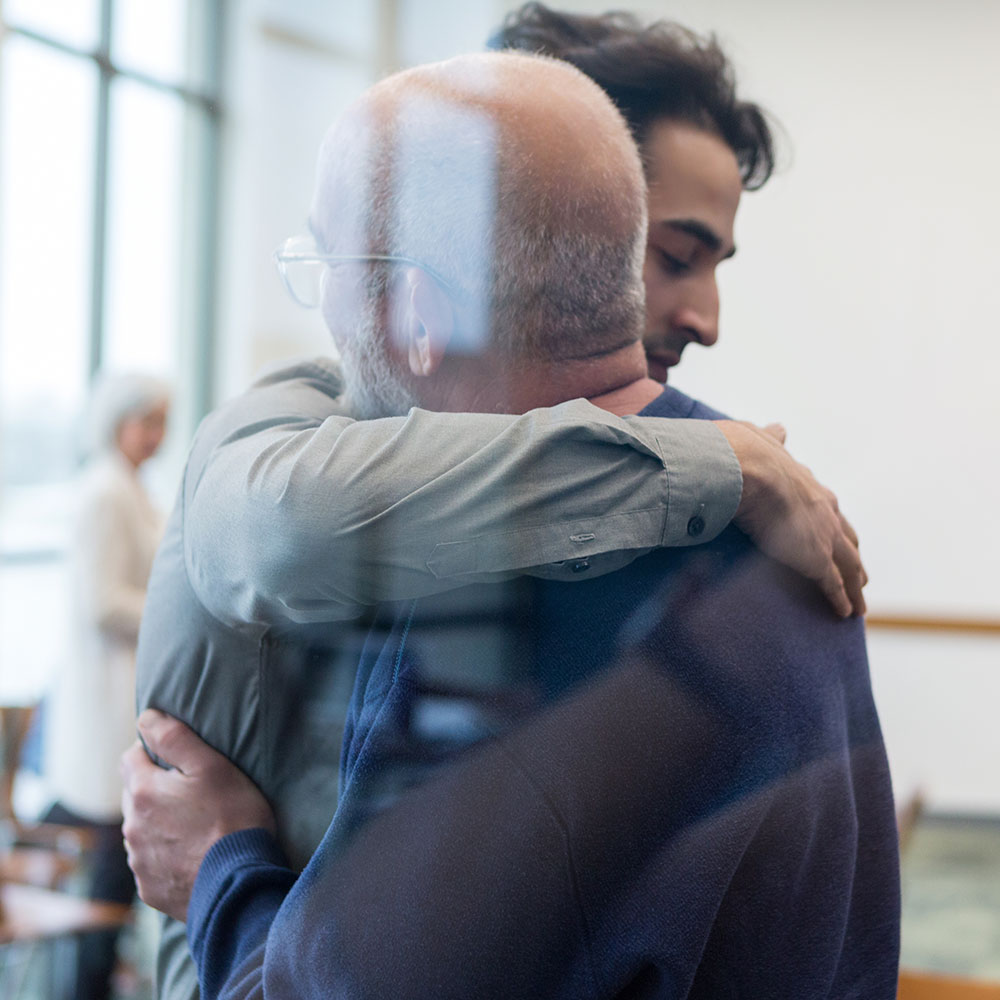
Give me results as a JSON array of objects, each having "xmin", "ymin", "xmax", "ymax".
[
  {"xmin": 571, "ymin": 559, "xmax": 591, "ymax": 573},
  {"xmin": 687, "ymin": 515, "xmax": 705, "ymax": 538}
]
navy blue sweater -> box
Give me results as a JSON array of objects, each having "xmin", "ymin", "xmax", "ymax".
[{"xmin": 188, "ymin": 387, "xmax": 900, "ymax": 999}]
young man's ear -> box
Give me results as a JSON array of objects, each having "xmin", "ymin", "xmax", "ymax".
[{"xmin": 394, "ymin": 267, "xmax": 454, "ymax": 377}]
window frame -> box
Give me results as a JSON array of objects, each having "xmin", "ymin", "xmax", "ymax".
[{"xmin": 0, "ymin": 0, "xmax": 226, "ymax": 562}]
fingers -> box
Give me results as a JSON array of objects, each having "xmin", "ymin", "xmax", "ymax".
[
  {"xmin": 137, "ymin": 709, "xmax": 219, "ymax": 776},
  {"xmin": 814, "ymin": 488, "xmax": 866, "ymax": 617},
  {"xmin": 762, "ymin": 422, "xmax": 787, "ymax": 445},
  {"xmin": 716, "ymin": 416, "xmax": 868, "ymax": 618},
  {"xmin": 120, "ymin": 738, "xmax": 169, "ymax": 812},
  {"xmin": 833, "ymin": 531, "xmax": 867, "ymax": 617},
  {"xmin": 120, "ymin": 738, "xmax": 151, "ymax": 782},
  {"xmin": 838, "ymin": 511, "xmax": 859, "ymax": 549},
  {"xmin": 816, "ymin": 563, "xmax": 852, "ymax": 619},
  {"xmin": 120, "ymin": 741, "xmax": 143, "ymax": 837},
  {"xmin": 121, "ymin": 740, "xmax": 161, "ymax": 850},
  {"xmin": 830, "ymin": 504, "xmax": 866, "ymax": 615},
  {"xmin": 808, "ymin": 504, "xmax": 866, "ymax": 618},
  {"xmin": 135, "ymin": 709, "xmax": 182, "ymax": 769}
]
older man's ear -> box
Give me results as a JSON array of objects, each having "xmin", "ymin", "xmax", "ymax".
[{"xmin": 394, "ymin": 267, "xmax": 454, "ymax": 377}]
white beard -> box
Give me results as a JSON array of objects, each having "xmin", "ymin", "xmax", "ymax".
[{"xmin": 338, "ymin": 309, "xmax": 419, "ymax": 420}]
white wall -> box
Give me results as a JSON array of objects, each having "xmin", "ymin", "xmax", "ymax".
[
  {"xmin": 578, "ymin": 0, "xmax": 1000, "ymax": 814},
  {"xmin": 214, "ymin": 0, "xmax": 375, "ymax": 401},
  {"xmin": 216, "ymin": 0, "xmax": 1000, "ymax": 812},
  {"xmin": 214, "ymin": 0, "xmax": 506, "ymax": 402},
  {"xmin": 610, "ymin": 0, "xmax": 1000, "ymax": 616}
]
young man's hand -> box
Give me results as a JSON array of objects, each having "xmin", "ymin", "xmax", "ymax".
[
  {"xmin": 715, "ymin": 420, "xmax": 867, "ymax": 618},
  {"xmin": 121, "ymin": 709, "xmax": 276, "ymax": 922}
]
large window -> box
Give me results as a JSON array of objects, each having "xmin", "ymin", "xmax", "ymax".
[{"xmin": 0, "ymin": 0, "xmax": 224, "ymax": 700}]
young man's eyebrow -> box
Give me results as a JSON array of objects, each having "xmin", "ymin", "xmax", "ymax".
[{"xmin": 659, "ymin": 218, "xmax": 737, "ymax": 258}]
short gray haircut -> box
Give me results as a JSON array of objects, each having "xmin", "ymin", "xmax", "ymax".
[{"xmin": 312, "ymin": 52, "xmax": 647, "ymax": 364}]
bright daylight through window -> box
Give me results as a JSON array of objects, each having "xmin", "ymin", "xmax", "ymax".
[{"xmin": 0, "ymin": 0, "xmax": 223, "ymax": 701}]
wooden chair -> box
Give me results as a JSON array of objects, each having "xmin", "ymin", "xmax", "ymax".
[
  {"xmin": 899, "ymin": 969, "xmax": 1000, "ymax": 999},
  {"xmin": 896, "ymin": 787, "xmax": 926, "ymax": 853},
  {"xmin": 0, "ymin": 881, "xmax": 131, "ymax": 999},
  {"xmin": 0, "ymin": 706, "xmax": 94, "ymax": 890},
  {"xmin": 0, "ymin": 706, "xmax": 34, "ymax": 827}
]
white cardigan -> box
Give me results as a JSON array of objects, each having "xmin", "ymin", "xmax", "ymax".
[{"xmin": 45, "ymin": 450, "xmax": 164, "ymax": 821}]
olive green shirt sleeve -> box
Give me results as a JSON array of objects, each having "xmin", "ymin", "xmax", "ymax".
[{"xmin": 183, "ymin": 357, "xmax": 741, "ymax": 628}]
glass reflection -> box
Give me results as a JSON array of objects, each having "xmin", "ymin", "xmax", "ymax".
[
  {"xmin": 112, "ymin": 0, "xmax": 188, "ymax": 85},
  {"xmin": 0, "ymin": 36, "xmax": 95, "ymax": 549},
  {"xmin": 3, "ymin": 0, "xmax": 100, "ymax": 51},
  {"xmin": 103, "ymin": 77, "xmax": 183, "ymax": 379}
]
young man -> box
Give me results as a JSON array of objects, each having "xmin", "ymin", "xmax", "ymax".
[{"xmin": 492, "ymin": 3, "xmax": 774, "ymax": 381}]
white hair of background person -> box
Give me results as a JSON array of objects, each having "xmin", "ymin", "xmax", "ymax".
[{"xmin": 84, "ymin": 371, "xmax": 172, "ymax": 458}]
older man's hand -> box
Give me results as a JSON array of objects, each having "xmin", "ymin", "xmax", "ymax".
[
  {"xmin": 716, "ymin": 420, "xmax": 867, "ymax": 619},
  {"xmin": 121, "ymin": 709, "xmax": 276, "ymax": 922}
]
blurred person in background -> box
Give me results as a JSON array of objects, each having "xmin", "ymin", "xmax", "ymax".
[{"xmin": 43, "ymin": 371, "xmax": 170, "ymax": 1000}]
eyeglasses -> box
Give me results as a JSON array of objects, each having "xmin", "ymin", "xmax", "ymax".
[{"xmin": 273, "ymin": 234, "xmax": 461, "ymax": 309}]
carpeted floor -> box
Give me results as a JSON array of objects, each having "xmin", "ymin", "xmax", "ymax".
[
  {"xmin": 900, "ymin": 814, "xmax": 1000, "ymax": 979},
  {"xmin": 6, "ymin": 813, "xmax": 1000, "ymax": 997}
]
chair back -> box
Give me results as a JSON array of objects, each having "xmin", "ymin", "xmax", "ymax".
[{"xmin": 0, "ymin": 705, "xmax": 36, "ymax": 825}]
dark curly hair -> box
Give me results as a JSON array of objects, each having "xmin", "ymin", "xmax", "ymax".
[{"xmin": 489, "ymin": 3, "xmax": 776, "ymax": 190}]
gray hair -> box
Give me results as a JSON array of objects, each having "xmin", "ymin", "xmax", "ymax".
[
  {"xmin": 85, "ymin": 371, "xmax": 171, "ymax": 456},
  {"xmin": 312, "ymin": 52, "xmax": 646, "ymax": 364}
]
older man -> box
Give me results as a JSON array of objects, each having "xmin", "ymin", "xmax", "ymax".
[{"xmin": 125, "ymin": 52, "xmax": 898, "ymax": 1000}]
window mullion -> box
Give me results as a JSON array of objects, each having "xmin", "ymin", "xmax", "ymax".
[
  {"xmin": 190, "ymin": 0, "xmax": 224, "ymax": 422},
  {"xmin": 87, "ymin": 0, "xmax": 114, "ymax": 377}
]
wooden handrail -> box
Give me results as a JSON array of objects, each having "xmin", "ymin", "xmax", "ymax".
[
  {"xmin": 866, "ymin": 614, "xmax": 1000, "ymax": 636},
  {"xmin": 898, "ymin": 968, "xmax": 1000, "ymax": 999}
]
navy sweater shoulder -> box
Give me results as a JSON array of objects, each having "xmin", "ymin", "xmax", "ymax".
[{"xmin": 188, "ymin": 387, "xmax": 900, "ymax": 999}]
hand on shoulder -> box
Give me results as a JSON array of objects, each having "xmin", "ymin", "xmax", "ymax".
[{"xmin": 714, "ymin": 420, "xmax": 867, "ymax": 618}]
